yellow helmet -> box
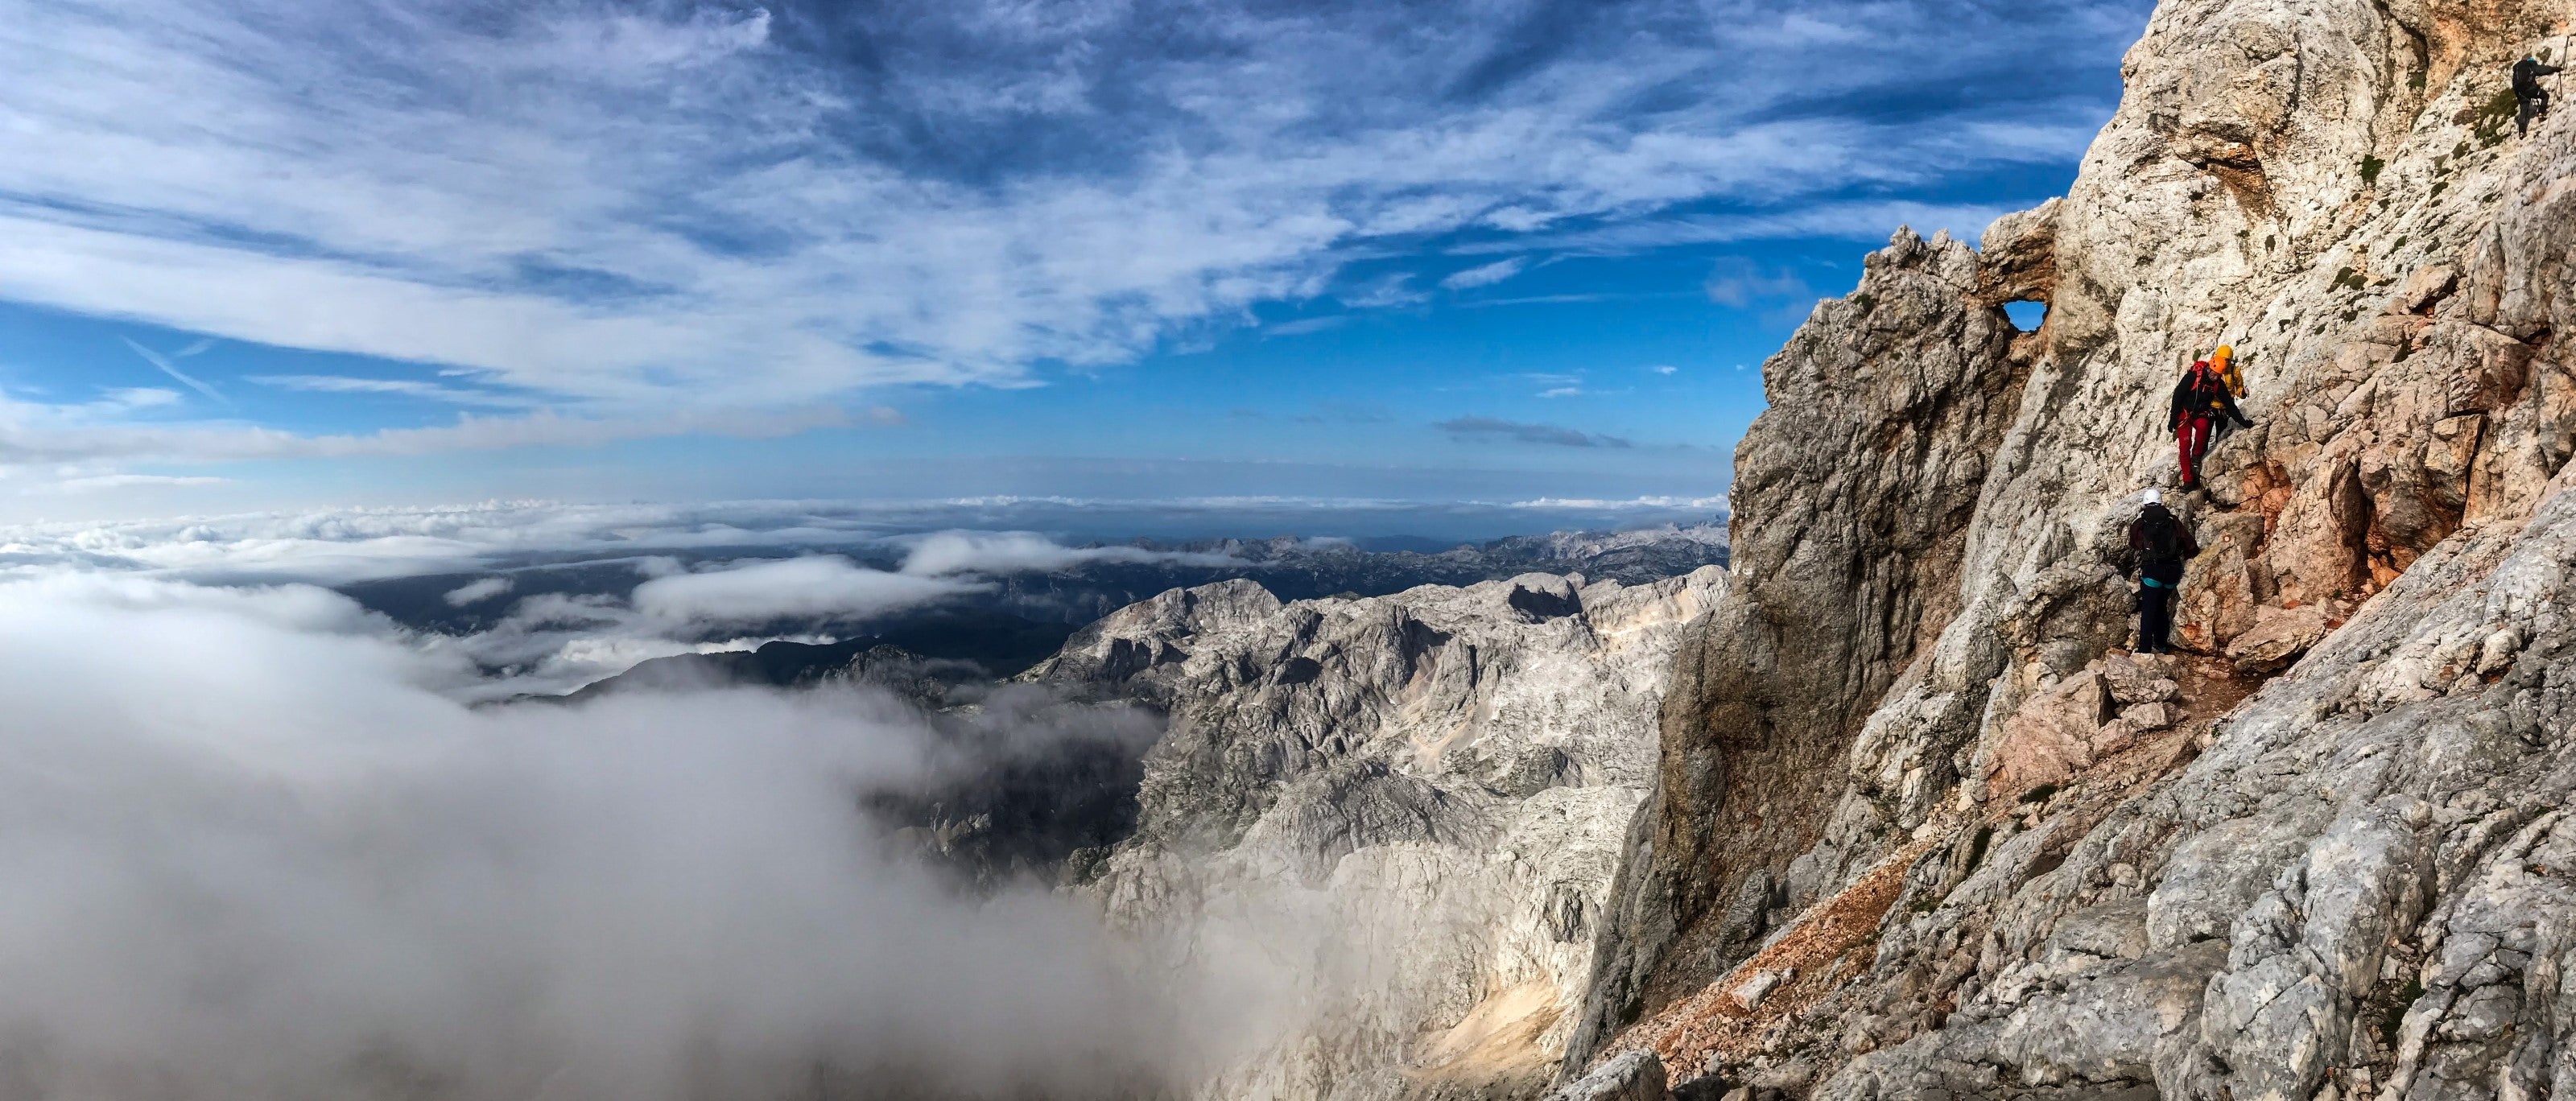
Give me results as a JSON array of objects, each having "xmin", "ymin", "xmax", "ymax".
[{"xmin": 2212, "ymin": 344, "xmax": 2233, "ymax": 361}]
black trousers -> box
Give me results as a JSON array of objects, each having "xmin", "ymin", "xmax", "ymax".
[
  {"xmin": 2521, "ymin": 90, "xmax": 2550, "ymax": 135},
  {"xmin": 2138, "ymin": 583, "xmax": 2175, "ymax": 652}
]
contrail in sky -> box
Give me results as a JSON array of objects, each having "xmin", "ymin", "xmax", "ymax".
[{"xmin": 121, "ymin": 337, "xmax": 225, "ymax": 402}]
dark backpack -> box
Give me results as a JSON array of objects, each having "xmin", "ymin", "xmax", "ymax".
[{"xmin": 2136, "ymin": 508, "xmax": 2183, "ymax": 563}]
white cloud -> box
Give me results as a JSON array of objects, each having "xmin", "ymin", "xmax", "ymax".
[
  {"xmin": 1650, "ymin": 365, "xmax": 1678, "ymax": 375},
  {"xmin": 1261, "ymin": 315, "xmax": 1349, "ymax": 337},
  {"xmin": 0, "ymin": 394, "xmax": 864, "ymax": 472},
  {"xmin": 631, "ymin": 556, "xmax": 983, "ymax": 626},
  {"xmin": 0, "ymin": 501, "xmax": 891, "ymax": 584},
  {"xmin": 27, "ymin": 473, "xmax": 231, "ymax": 494},
  {"xmin": 0, "ymin": 0, "xmax": 2132, "ymax": 432},
  {"xmin": 1509, "ymin": 494, "xmax": 1730, "ymax": 511},
  {"xmin": 0, "ymin": 501, "xmax": 1250, "ymax": 590},
  {"xmin": 1703, "ymin": 257, "xmax": 1814, "ymax": 307},
  {"xmin": 441, "ymin": 576, "xmax": 514, "ymax": 607},
  {"xmin": 0, "ymin": 572, "xmax": 1257, "ymax": 1098},
  {"xmin": 1439, "ymin": 257, "xmax": 1528, "ymax": 291},
  {"xmin": 898, "ymin": 530, "xmax": 1238, "ymax": 576},
  {"xmin": 1338, "ymin": 274, "xmax": 1427, "ymax": 310},
  {"xmin": 247, "ymin": 374, "xmax": 539, "ymax": 408}
]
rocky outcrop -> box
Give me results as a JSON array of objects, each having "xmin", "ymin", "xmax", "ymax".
[
  {"xmin": 1571, "ymin": 218, "xmax": 2046, "ymax": 1065},
  {"xmin": 1567, "ymin": 0, "xmax": 2576, "ymax": 1095},
  {"xmin": 1031, "ymin": 569, "xmax": 1728, "ymax": 1101}
]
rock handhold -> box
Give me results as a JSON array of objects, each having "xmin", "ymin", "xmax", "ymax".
[
  {"xmin": 2223, "ymin": 604, "xmax": 2333, "ymax": 674},
  {"xmin": 2096, "ymin": 654, "xmax": 2182, "ymax": 705},
  {"xmin": 2385, "ymin": 263, "xmax": 2457, "ymax": 315},
  {"xmin": 2475, "ymin": 625, "xmax": 2525, "ymax": 675},
  {"xmin": 2117, "ymin": 700, "xmax": 2177, "ymax": 730},
  {"xmin": 1984, "ymin": 669, "xmax": 2114, "ymax": 794}
]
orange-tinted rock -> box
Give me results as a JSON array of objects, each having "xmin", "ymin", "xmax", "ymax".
[
  {"xmin": 1983, "ymin": 669, "xmax": 2112, "ymax": 798},
  {"xmin": 2223, "ymin": 604, "xmax": 2333, "ymax": 674}
]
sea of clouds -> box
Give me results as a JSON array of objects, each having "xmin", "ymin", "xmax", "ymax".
[
  {"xmin": 0, "ymin": 493, "xmax": 1737, "ymax": 1098},
  {"xmin": 0, "ymin": 569, "xmax": 1298, "ymax": 1100}
]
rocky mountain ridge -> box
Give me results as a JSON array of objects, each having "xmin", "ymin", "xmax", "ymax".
[
  {"xmin": 1544, "ymin": 0, "xmax": 2576, "ymax": 1097},
  {"xmin": 1033, "ymin": 568, "xmax": 1729, "ymax": 1101}
]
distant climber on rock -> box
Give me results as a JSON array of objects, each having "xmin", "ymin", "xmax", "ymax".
[
  {"xmin": 2124, "ymin": 489, "xmax": 2199, "ymax": 655},
  {"xmin": 2169, "ymin": 357, "xmax": 2252, "ymax": 491},
  {"xmin": 2516, "ymin": 54, "xmax": 2562, "ymax": 136}
]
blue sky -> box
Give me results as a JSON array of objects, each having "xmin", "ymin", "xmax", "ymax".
[{"xmin": 0, "ymin": 0, "xmax": 2153, "ymax": 530}]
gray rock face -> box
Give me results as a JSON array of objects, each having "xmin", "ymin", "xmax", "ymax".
[
  {"xmin": 1569, "ymin": 223, "xmax": 2043, "ymax": 1068},
  {"xmin": 1032, "ymin": 569, "xmax": 1728, "ymax": 1101},
  {"xmin": 1563, "ymin": 0, "xmax": 2576, "ymax": 1095}
]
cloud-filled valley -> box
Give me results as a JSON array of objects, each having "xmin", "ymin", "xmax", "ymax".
[
  {"xmin": 0, "ymin": 499, "xmax": 1738, "ymax": 1097},
  {"xmin": 0, "ymin": 572, "xmax": 1264, "ymax": 1099}
]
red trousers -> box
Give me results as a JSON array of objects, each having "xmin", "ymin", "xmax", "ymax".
[{"xmin": 2177, "ymin": 414, "xmax": 2213, "ymax": 485}]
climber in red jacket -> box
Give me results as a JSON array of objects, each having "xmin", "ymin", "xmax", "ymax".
[{"xmin": 2169, "ymin": 358, "xmax": 2252, "ymax": 491}]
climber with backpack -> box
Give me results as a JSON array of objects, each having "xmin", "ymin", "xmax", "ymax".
[
  {"xmin": 2169, "ymin": 356, "xmax": 2253, "ymax": 491},
  {"xmin": 2125, "ymin": 489, "xmax": 2200, "ymax": 655},
  {"xmin": 2515, "ymin": 53, "xmax": 2562, "ymax": 137}
]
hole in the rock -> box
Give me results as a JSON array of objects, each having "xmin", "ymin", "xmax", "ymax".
[{"xmin": 2004, "ymin": 299, "xmax": 2048, "ymax": 332}]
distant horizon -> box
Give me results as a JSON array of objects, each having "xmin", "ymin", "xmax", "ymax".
[{"xmin": 0, "ymin": 495, "xmax": 1729, "ymax": 592}]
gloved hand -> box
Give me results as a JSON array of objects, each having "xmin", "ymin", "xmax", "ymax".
[{"xmin": 2235, "ymin": 415, "xmax": 2255, "ymax": 429}]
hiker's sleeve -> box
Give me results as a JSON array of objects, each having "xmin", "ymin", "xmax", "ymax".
[
  {"xmin": 2542, "ymin": 64, "xmax": 2565, "ymax": 76},
  {"xmin": 2223, "ymin": 390, "xmax": 2252, "ymax": 427},
  {"xmin": 2182, "ymin": 528, "xmax": 2202, "ymax": 559},
  {"xmin": 2167, "ymin": 377, "xmax": 2187, "ymax": 431}
]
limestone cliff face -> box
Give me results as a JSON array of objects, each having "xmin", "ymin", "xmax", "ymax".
[
  {"xmin": 1030, "ymin": 570, "xmax": 1728, "ymax": 1101},
  {"xmin": 1569, "ymin": 0, "xmax": 2576, "ymax": 1096},
  {"xmin": 1569, "ymin": 225, "xmax": 2045, "ymax": 1062}
]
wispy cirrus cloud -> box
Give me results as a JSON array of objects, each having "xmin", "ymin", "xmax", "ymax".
[
  {"xmin": 0, "ymin": 0, "xmax": 2147, "ymax": 423},
  {"xmin": 0, "ymin": 396, "xmax": 866, "ymax": 468},
  {"xmin": 246, "ymin": 375, "xmax": 540, "ymax": 408},
  {"xmin": 1702, "ymin": 258, "xmax": 1815, "ymax": 307},
  {"xmin": 1439, "ymin": 258, "xmax": 1529, "ymax": 291},
  {"xmin": 1435, "ymin": 416, "xmax": 1632, "ymax": 449},
  {"xmin": 27, "ymin": 473, "xmax": 232, "ymax": 495}
]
